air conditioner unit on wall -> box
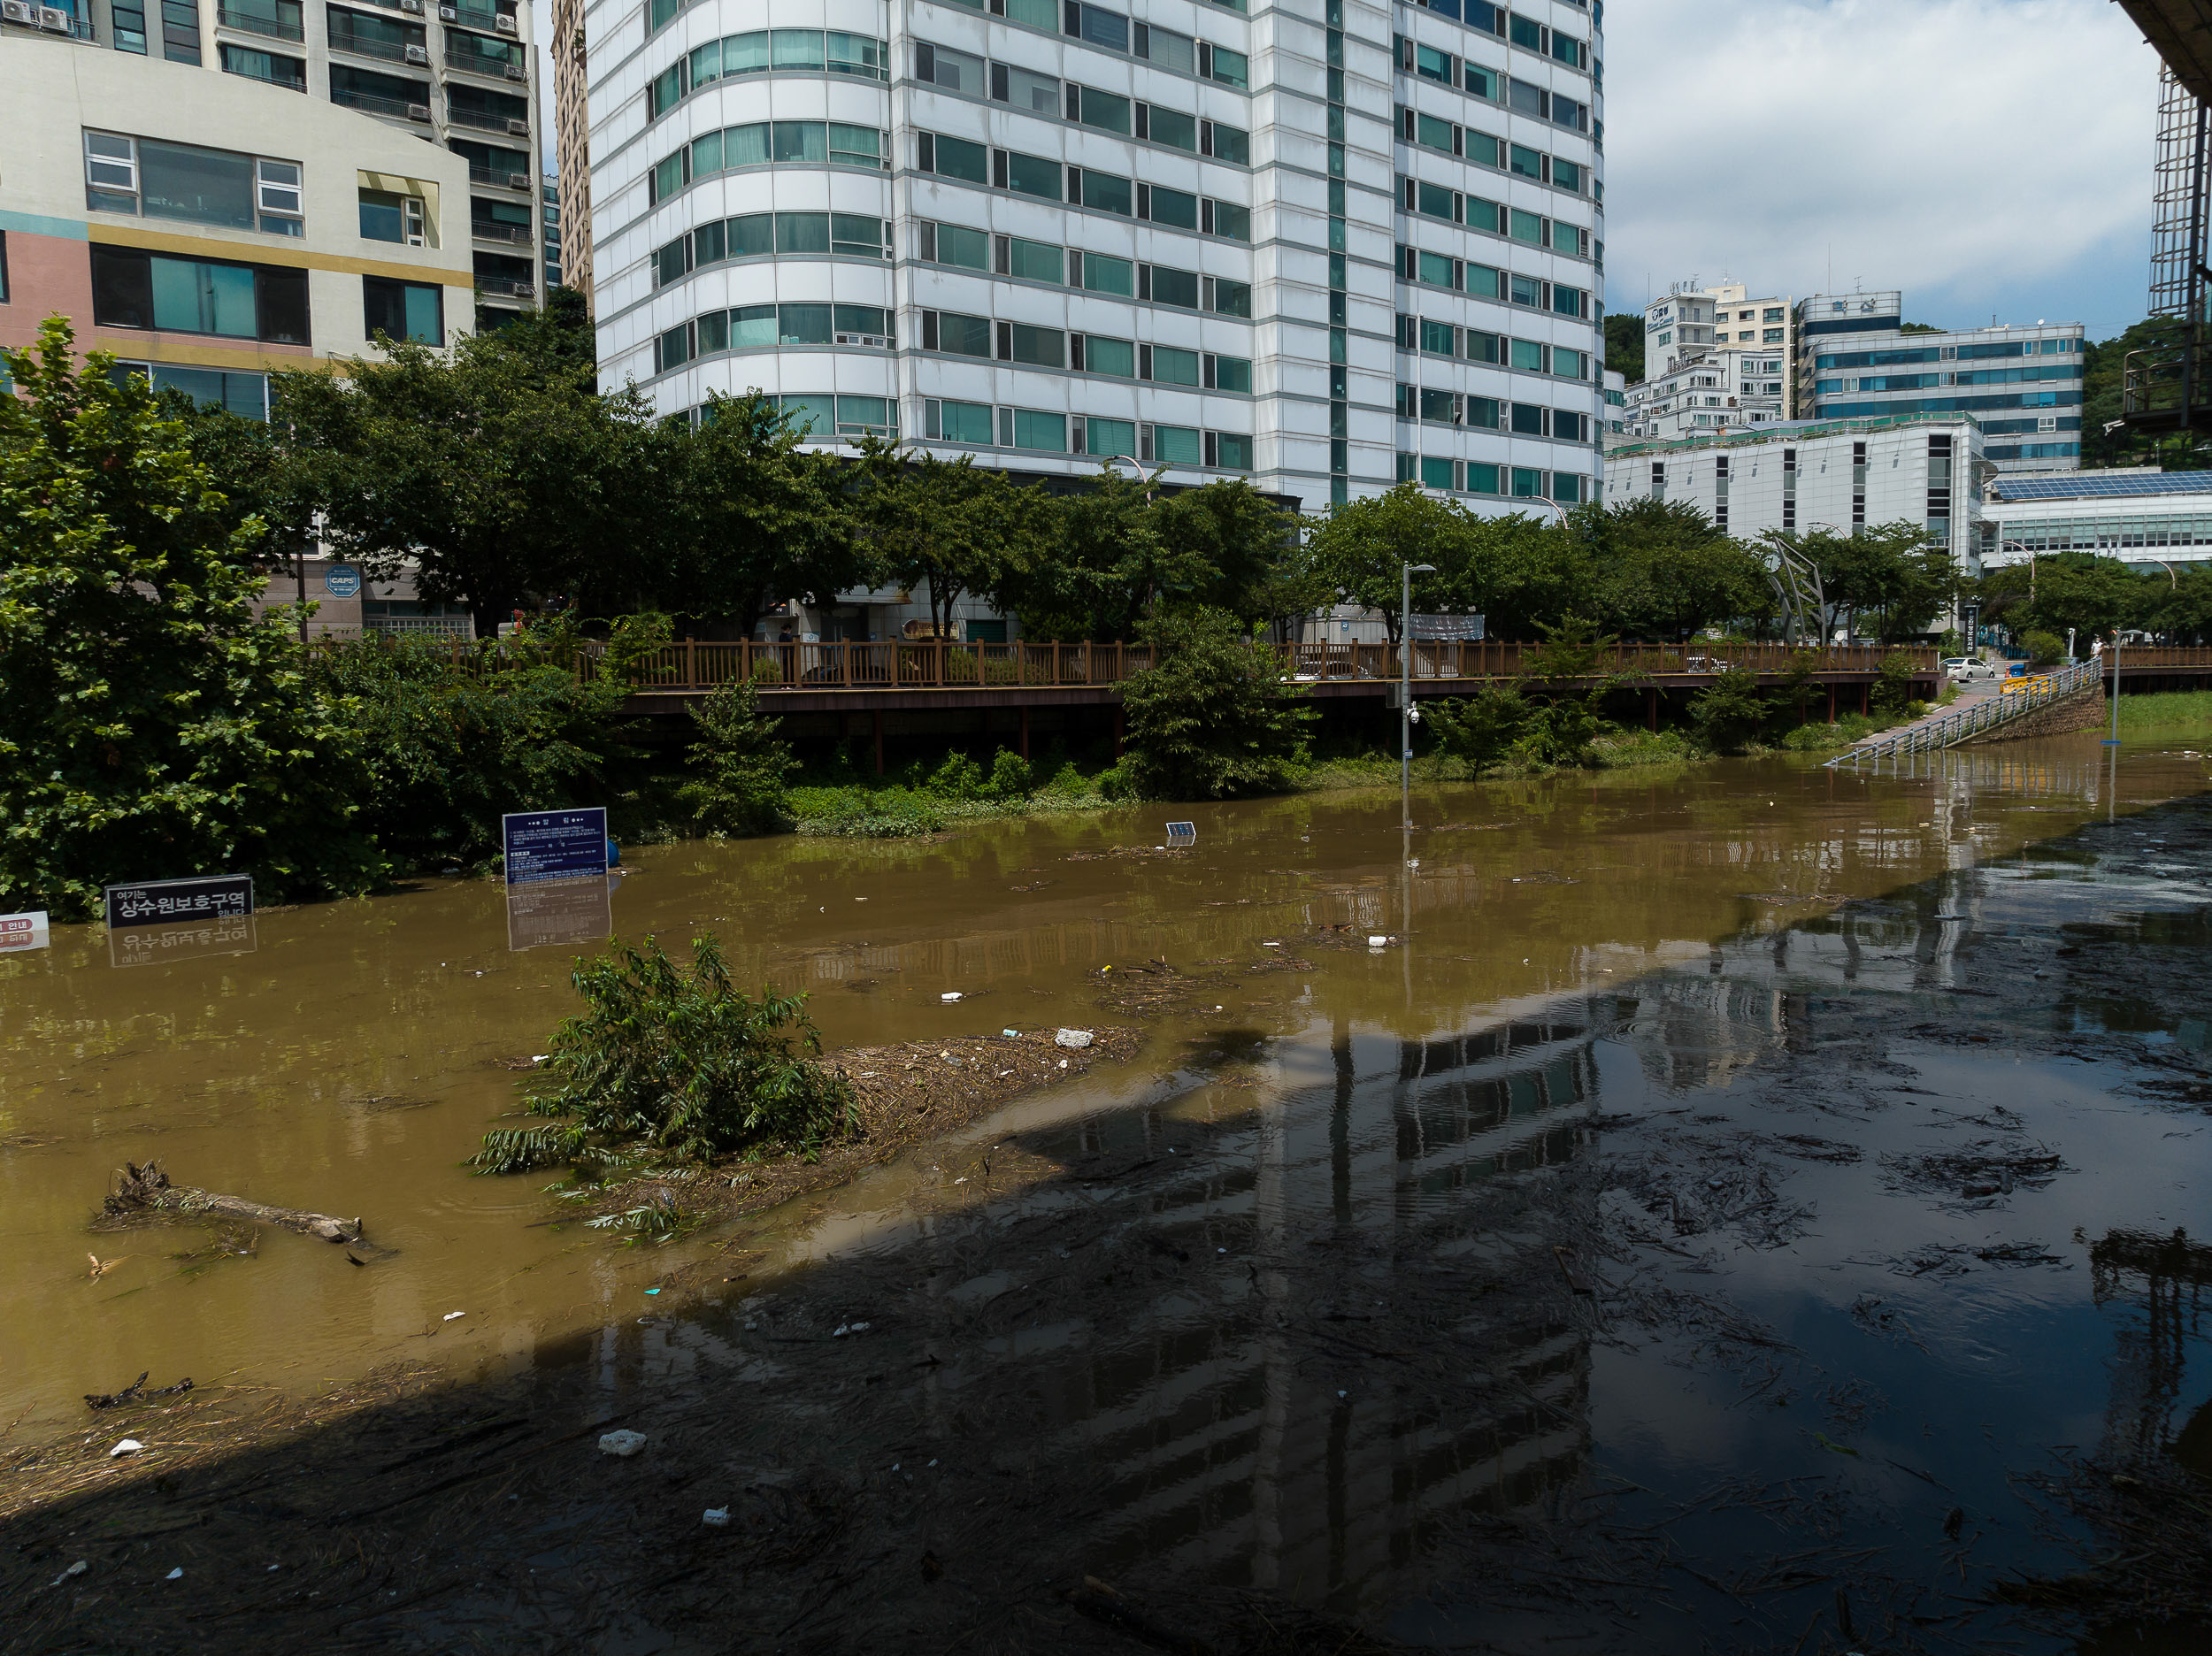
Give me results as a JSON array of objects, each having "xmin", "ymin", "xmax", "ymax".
[
  {"xmin": 39, "ymin": 5, "xmax": 71, "ymax": 29},
  {"xmin": 437, "ymin": 4, "xmax": 456, "ymax": 18},
  {"xmin": 504, "ymin": 117, "xmax": 529, "ymax": 134},
  {"xmin": 494, "ymin": 11, "xmax": 514, "ymax": 29},
  {"xmin": 398, "ymin": 0, "xmax": 419, "ymax": 10},
  {"xmin": 503, "ymin": 63, "xmax": 525, "ymax": 80},
  {"xmin": 406, "ymin": 102, "xmax": 432, "ymax": 120},
  {"xmin": 403, "ymin": 42, "xmax": 426, "ymax": 61},
  {"xmin": 2, "ymin": 1, "xmax": 36, "ymax": 23},
  {"xmin": 505, "ymin": 171, "xmax": 530, "ymax": 189}
]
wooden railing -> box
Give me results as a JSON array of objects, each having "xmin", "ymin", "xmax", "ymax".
[{"xmin": 600, "ymin": 639, "xmax": 1934, "ymax": 694}]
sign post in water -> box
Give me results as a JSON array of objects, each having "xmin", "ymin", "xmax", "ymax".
[
  {"xmin": 104, "ymin": 875, "xmax": 254, "ymax": 929},
  {"xmin": 502, "ymin": 808, "xmax": 611, "ymax": 885}
]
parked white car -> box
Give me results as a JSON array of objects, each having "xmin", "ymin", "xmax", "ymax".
[{"xmin": 1946, "ymin": 657, "xmax": 2001, "ymax": 683}]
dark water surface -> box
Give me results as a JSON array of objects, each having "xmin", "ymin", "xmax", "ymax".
[{"xmin": 4, "ymin": 735, "xmax": 2210, "ymax": 1652}]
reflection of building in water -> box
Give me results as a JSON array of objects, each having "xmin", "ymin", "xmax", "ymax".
[
  {"xmin": 905, "ymin": 1004, "xmax": 1612, "ymax": 1613},
  {"xmin": 2092, "ymin": 1228, "xmax": 2212, "ymax": 1468}
]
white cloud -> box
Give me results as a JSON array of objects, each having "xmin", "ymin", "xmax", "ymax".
[{"xmin": 1601, "ymin": 0, "xmax": 2161, "ymax": 333}]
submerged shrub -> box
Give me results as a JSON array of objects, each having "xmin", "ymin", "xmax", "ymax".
[
  {"xmin": 1689, "ymin": 666, "xmax": 1772, "ymax": 755},
  {"xmin": 679, "ymin": 674, "xmax": 795, "ymax": 834},
  {"xmin": 986, "ymin": 748, "xmax": 1033, "ymax": 800},
  {"xmin": 472, "ymin": 934, "xmax": 852, "ymax": 1172}
]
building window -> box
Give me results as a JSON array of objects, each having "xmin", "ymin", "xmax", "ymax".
[
  {"xmin": 83, "ymin": 132, "xmax": 305, "ymax": 237},
  {"xmin": 109, "ymin": 359, "xmax": 270, "ymax": 419},
  {"xmin": 219, "ymin": 43, "xmax": 307, "ymax": 92},
  {"xmin": 90, "ymin": 245, "xmax": 311, "ymax": 344},
  {"xmin": 925, "ymin": 398, "xmax": 993, "ymax": 445},
  {"xmin": 0, "ymin": 230, "xmax": 8, "ymax": 305},
  {"xmin": 363, "ymin": 276, "xmax": 444, "ymax": 345},
  {"xmin": 359, "ymin": 188, "xmax": 426, "ymax": 245}
]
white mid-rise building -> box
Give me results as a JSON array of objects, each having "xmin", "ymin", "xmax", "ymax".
[
  {"xmin": 1620, "ymin": 279, "xmax": 1794, "ymax": 441},
  {"xmin": 580, "ymin": 0, "xmax": 1607, "ymax": 512},
  {"xmin": 1603, "ymin": 412, "xmax": 1987, "ymax": 577},
  {"xmin": 1982, "ymin": 468, "xmax": 2212, "ymax": 571}
]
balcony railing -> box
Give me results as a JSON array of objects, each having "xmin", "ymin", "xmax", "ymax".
[
  {"xmin": 447, "ymin": 104, "xmax": 526, "ymax": 133},
  {"xmin": 446, "ymin": 46, "xmax": 522, "ymax": 77},
  {"xmin": 328, "ymin": 31, "xmax": 415, "ymax": 62},
  {"xmin": 216, "ymin": 6, "xmax": 303, "ymax": 40},
  {"xmin": 465, "ymin": 162, "xmax": 534, "ymax": 188},
  {"xmin": 331, "ymin": 87, "xmax": 428, "ymax": 119},
  {"xmin": 470, "ymin": 220, "xmax": 532, "ymax": 243},
  {"xmin": 476, "ymin": 274, "xmax": 536, "ymax": 298}
]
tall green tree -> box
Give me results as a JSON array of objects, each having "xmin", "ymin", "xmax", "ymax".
[
  {"xmin": 1809, "ymin": 521, "xmax": 1953, "ymax": 640},
  {"xmin": 1593, "ymin": 497, "xmax": 1764, "ymax": 640},
  {"xmin": 852, "ymin": 440, "xmax": 1050, "ymax": 639},
  {"xmin": 664, "ymin": 392, "xmax": 862, "ymax": 636},
  {"xmin": 1303, "ymin": 482, "xmax": 1481, "ymax": 646},
  {"xmin": 1118, "ymin": 607, "xmax": 1309, "ymax": 798},
  {"xmin": 277, "ymin": 310, "xmax": 660, "ymax": 633},
  {"xmin": 0, "ymin": 319, "xmax": 382, "ymax": 918},
  {"xmin": 1977, "ymin": 551, "xmax": 2143, "ymax": 645}
]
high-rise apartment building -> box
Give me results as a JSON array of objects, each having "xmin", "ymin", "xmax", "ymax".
[
  {"xmin": 1793, "ymin": 291, "xmax": 2084, "ymax": 474},
  {"xmin": 550, "ymin": 0, "xmax": 592, "ymax": 299},
  {"xmin": 581, "ymin": 0, "xmax": 1605, "ymax": 510},
  {"xmin": 2, "ymin": 0, "xmax": 545, "ymax": 321},
  {"xmin": 542, "ymin": 174, "xmax": 564, "ymax": 287}
]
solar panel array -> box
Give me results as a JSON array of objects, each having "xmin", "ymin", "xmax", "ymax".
[{"xmin": 1992, "ymin": 470, "xmax": 2212, "ymax": 502}]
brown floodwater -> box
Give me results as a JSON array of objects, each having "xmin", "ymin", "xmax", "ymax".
[{"xmin": 0, "ymin": 739, "xmax": 2200, "ymax": 1445}]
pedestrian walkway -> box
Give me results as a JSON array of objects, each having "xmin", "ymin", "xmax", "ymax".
[{"xmin": 1824, "ymin": 661, "xmax": 2105, "ymax": 769}]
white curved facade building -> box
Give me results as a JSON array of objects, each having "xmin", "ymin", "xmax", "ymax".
[{"xmin": 581, "ymin": 0, "xmax": 1603, "ymax": 512}]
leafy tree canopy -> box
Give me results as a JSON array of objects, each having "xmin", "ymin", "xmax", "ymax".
[
  {"xmin": 1118, "ymin": 606, "xmax": 1310, "ymax": 799},
  {"xmin": 0, "ymin": 319, "xmax": 381, "ymax": 918}
]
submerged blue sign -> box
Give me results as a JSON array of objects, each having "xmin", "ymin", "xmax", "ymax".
[{"xmin": 502, "ymin": 808, "xmax": 610, "ymax": 885}]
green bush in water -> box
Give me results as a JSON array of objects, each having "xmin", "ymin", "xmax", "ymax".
[
  {"xmin": 1425, "ymin": 685, "xmax": 1532, "ymax": 774},
  {"xmin": 986, "ymin": 748, "xmax": 1033, "ymax": 800},
  {"xmin": 473, "ymin": 934, "xmax": 852, "ymax": 1172},
  {"xmin": 1689, "ymin": 666, "xmax": 1773, "ymax": 755},
  {"xmin": 1870, "ymin": 651, "xmax": 1919, "ymax": 716},
  {"xmin": 679, "ymin": 673, "xmax": 795, "ymax": 834}
]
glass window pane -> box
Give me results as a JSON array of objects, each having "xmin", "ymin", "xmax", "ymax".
[
  {"xmin": 1215, "ymin": 433, "xmax": 1250, "ymax": 470},
  {"xmin": 1085, "ymin": 335, "xmax": 1135, "ymax": 377},
  {"xmin": 724, "ymin": 31, "xmax": 769, "ymax": 72},
  {"xmin": 690, "ymin": 129, "xmax": 724, "ymax": 173},
  {"xmin": 779, "ymin": 303, "xmax": 833, "ymax": 344},
  {"xmin": 831, "ymin": 213, "xmax": 885, "ymax": 257},
  {"xmin": 934, "ymin": 222, "xmax": 989, "ymax": 268},
  {"xmin": 1079, "ymin": 170, "xmax": 1131, "ymax": 214},
  {"xmin": 729, "ymin": 213, "xmax": 772, "ymax": 255},
  {"xmin": 1081, "ymin": 251, "xmax": 1133, "ymax": 295},
  {"xmin": 1007, "ymin": 150, "xmax": 1063, "ymax": 200},
  {"xmin": 1148, "ymin": 185, "xmax": 1197, "ymax": 228},
  {"xmin": 936, "ymin": 400, "xmax": 994, "ymax": 443},
  {"xmin": 403, "ymin": 282, "xmax": 442, "ymax": 344},
  {"xmin": 1509, "ymin": 337, "xmax": 1544, "ymax": 372},
  {"xmin": 1509, "ymin": 208, "xmax": 1544, "ymax": 244},
  {"xmin": 938, "ymin": 311, "xmax": 994, "ymax": 357},
  {"xmin": 1085, "ymin": 416, "xmax": 1135, "ymax": 457},
  {"xmin": 1079, "ymin": 6, "xmax": 1126, "ymax": 52},
  {"xmin": 1148, "ymin": 106, "xmax": 1196, "ymax": 151},
  {"xmin": 1008, "ymin": 237, "xmax": 1062, "ymax": 283},
  {"xmin": 827, "ymin": 31, "xmax": 885, "ymax": 77},
  {"xmin": 834, "ymin": 303, "xmax": 887, "ymax": 338},
  {"xmin": 688, "ymin": 39, "xmax": 720, "ymax": 87},
  {"xmin": 1212, "ymin": 354, "xmax": 1252, "ymax": 393},
  {"xmin": 1078, "ymin": 87, "xmax": 1130, "ymax": 134},
  {"xmin": 1209, "ymin": 46, "xmax": 1248, "ymax": 88},
  {"xmin": 1003, "ymin": 64, "xmax": 1059, "ymax": 113},
  {"xmin": 837, "ymin": 395, "xmax": 891, "ymax": 431},
  {"xmin": 781, "ymin": 394, "xmax": 835, "ymax": 435},
  {"xmin": 731, "ymin": 304, "xmax": 776, "ymax": 346},
  {"xmin": 140, "ymin": 139, "xmax": 255, "ymax": 229},
  {"xmin": 1151, "ymin": 345, "xmax": 1199, "ymax": 386},
  {"xmin": 695, "ymin": 310, "xmax": 728, "ymax": 353},
  {"xmin": 775, "ymin": 121, "xmax": 827, "ymax": 163},
  {"xmin": 1420, "ymin": 456, "xmax": 1454, "ymax": 491},
  {"xmin": 932, "ymin": 134, "xmax": 988, "ymax": 182},
  {"xmin": 775, "ymin": 211, "xmax": 830, "ymax": 252},
  {"xmin": 1014, "ymin": 408, "xmax": 1066, "ymax": 450},
  {"xmin": 1153, "ymin": 423, "xmax": 1201, "ymax": 464},
  {"xmin": 770, "ymin": 28, "xmax": 825, "ymax": 70},
  {"xmin": 1008, "ymin": 322, "xmax": 1064, "ymax": 367},
  {"xmin": 1211, "ymin": 200, "xmax": 1249, "ymax": 241}
]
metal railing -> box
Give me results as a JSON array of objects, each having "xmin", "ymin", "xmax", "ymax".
[
  {"xmin": 470, "ymin": 220, "xmax": 532, "ymax": 244},
  {"xmin": 330, "ymin": 87, "xmax": 426, "ymax": 119},
  {"xmin": 365, "ymin": 615, "xmax": 475, "ymax": 639},
  {"xmin": 1824, "ymin": 658, "xmax": 2104, "ymax": 770},
  {"xmin": 474, "ymin": 274, "xmax": 536, "ymax": 297},
  {"xmin": 447, "ymin": 104, "xmax": 526, "ymax": 132},
  {"xmin": 446, "ymin": 45, "xmax": 522, "ymax": 75},
  {"xmin": 327, "ymin": 30, "xmax": 414, "ymax": 61},
  {"xmin": 465, "ymin": 161, "xmax": 533, "ymax": 188},
  {"xmin": 217, "ymin": 5, "xmax": 303, "ymax": 39}
]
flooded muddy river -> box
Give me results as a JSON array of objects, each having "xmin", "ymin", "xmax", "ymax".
[{"xmin": 4, "ymin": 734, "xmax": 2211, "ymax": 1653}]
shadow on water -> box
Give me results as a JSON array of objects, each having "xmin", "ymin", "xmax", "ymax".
[{"xmin": 4, "ymin": 744, "xmax": 2211, "ymax": 1653}]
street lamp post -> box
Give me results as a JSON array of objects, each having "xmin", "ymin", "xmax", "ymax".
[{"xmin": 1401, "ymin": 561, "xmax": 1437, "ymax": 826}]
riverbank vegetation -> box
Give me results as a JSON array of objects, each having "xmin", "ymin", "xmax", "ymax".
[{"xmin": 4, "ymin": 309, "xmax": 2200, "ymax": 916}]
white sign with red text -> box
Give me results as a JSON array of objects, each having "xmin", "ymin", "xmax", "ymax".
[{"xmin": 0, "ymin": 910, "xmax": 50, "ymax": 953}]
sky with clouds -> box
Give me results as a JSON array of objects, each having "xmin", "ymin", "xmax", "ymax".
[
  {"xmin": 536, "ymin": 0, "xmax": 2166, "ymax": 341},
  {"xmin": 1601, "ymin": 0, "xmax": 2162, "ymax": 342}
]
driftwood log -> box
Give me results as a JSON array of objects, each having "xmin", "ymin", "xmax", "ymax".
[{"xmin": 105, "ymin": 1160, "xmax": 365, "ymax": 1245}]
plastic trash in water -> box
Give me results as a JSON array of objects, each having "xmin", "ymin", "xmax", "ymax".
[
  {"xmin": 644, "ymin": 1287, "xmax": 662, "ymax": 1296},
  {"xmin": 1002, "ymin": 1028, "xmax": 1019, "ymax": 1038},
  {"xmin": 703, "ymin": 1507, "xmax": 730, "ymax": 1527},
  {"xmin": 442, "ymin": 1311, "xmax": 466, "ymax": 1322},
  {"xmin": 941, "ymin": 992, "xmax": 963, "ymax": 1001},
  {"xmin": 1369, "ymin": 935, "xmax": 1388, "ymax": 947},
  {"xmin": 598, "ymin": 1430, "xmax": 648, "ymax": 1458},
  {"xmin": 51, "ymin": 1560, "xmax": 88, "ymax": 1586},
  {"xmin": 165, "ymin": 1568, "xmax": 183, "ymax": 1581},
  {"xmin": 1055, "ymin": 1029, "xmax": 1094, "ymax": 1049},
  {"xmin": 109, "ymin": 1439, "xmax": 144, "ymax": 1458}
]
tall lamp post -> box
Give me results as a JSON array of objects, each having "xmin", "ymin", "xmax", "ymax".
[{"xmin": 1400, "ymin": 561, "xmax": 1437, "ymax": 826}]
